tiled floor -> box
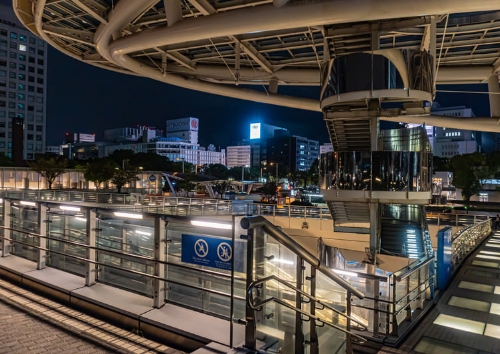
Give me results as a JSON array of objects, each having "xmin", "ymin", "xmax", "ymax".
[{"xmin": 379, "ymin": 230, "xmax": 500, "ymax": 354}]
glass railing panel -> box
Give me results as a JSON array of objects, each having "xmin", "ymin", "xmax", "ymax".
[
  {"xmin": 315, "ymin": 270, "xmax": 348, "ymax": 353},
  {"xmin": 164, "ymin": 219, "xmax": 242, "ymax": 319},
  {"xmin": 10, "ymin": 203, "xmax": 38, "ymax": 261},
  {"xmin": 96, "ymin": 213, "xmax": 155, "ymax": 295},
  {"xmin": 47, "ymin": 212, "xmax": 87, "ymax": 276}
]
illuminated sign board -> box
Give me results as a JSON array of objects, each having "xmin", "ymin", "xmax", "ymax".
[{"xmin": 250, "ymin": 123, "xmax": 261, "ymax": 139}]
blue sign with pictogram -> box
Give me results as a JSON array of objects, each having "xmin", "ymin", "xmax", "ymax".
[
  {"xmin": 181, "ymin": 234, "xmax": 234, "ymax": 271},
  {"xmin": 149, "ymin": 174, "xmax": 156, "ymax": 182}
]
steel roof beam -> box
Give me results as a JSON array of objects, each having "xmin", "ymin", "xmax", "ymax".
[
  {"xmin": 186, "ymin": 0, "xmax": 216, "ymax": 15},
  {"xmin": 232, "ymin": 36, "xmax": 274, "ymax": 74},
  {"xmin": 42, "ymin": 24, "xmax": 94, "ymax": 45},
  {"xmin": 70, "ymin": 0, "xmax": 107, "ymax": 24}
]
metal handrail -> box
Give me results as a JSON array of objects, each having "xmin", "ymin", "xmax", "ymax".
[
  {"xmin": 248, "ymin": 280, "xmax": 366, "ymax": 344},
  {"xmin": 249, "ymin": 274, "xmax": 367, "ymax": 330},
  {"xmin": 241, "ymin": 216, "xmax": 364, "ymax": 299}
]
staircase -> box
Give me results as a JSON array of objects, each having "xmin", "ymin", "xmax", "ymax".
[
  {"xmin": 325, "ymin": 117, "xmax": 372, "ymax": 151},
  {"xmin": 328, "ymin": 201, "xmax": 370, "ymax": 233},
  {"xmin": 380, "ymin": 219, "xmax": 425, "ymax": 258}
]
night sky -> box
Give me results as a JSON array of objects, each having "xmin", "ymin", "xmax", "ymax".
[{"xmin": 3, "ymin": 1, "xmax": 492, "ymax": 148}]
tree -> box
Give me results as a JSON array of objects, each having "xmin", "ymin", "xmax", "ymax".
[
  {"xmin": 307, "ymin": 159, "xmax": 319, "ymax": 186},
  {"xmin": 29, "ymin": 154, "xmax": 67, "ymax": 189},
  {"xmin": 203, "ymin": 164, "xmax": 228, "ymax": 179},
  {"xmin": 0, "ymin": 153, "xmax": 14, "ymax": 167},
  {"xmin": 258, "ymin": 182, "xmax": 277, "ymax": 202},
  {"xmin": 448, "ymin": 152, "xmax": 490, "ymax": 206},
  {"xmin": 212, "ymin": 180, "xmax": 231, "ymax": 198},
  {"xmin": 433, "ymin": 156, "xmax": 449, "ymax": 172},
  {"xmin": 111, "ymin": 169, "xmax": 139, "ymax": 193},
  {"xmin": 84, "ymin": 158, "xmax": 117, "ymax": 189}
]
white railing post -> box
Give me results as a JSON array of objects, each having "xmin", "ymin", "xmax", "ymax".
[
  {"xmin": 37, "ymin": 204, "xmax": 48, "ymax": 270},
  {"xmin": 86, "ymin": 208, "xmax": 97, "ymax": 286},
  {"xmin": 2, "ymin": 199, "xmax": 11, "ymax": 256},
  {"xmin": 153, "ymin": 216, "xmax": 166, "ymax": 308}
]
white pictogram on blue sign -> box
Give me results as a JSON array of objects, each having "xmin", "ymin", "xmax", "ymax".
[
  {"xmin": 194, "ymin": 239, "xmax": 209, "ymax": 258},
  {"xmin": 217, "ymin": 242, "xmax": 232, "ymax": 262}
]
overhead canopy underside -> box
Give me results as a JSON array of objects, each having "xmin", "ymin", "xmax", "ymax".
[{"xmin": 12, "ymin": 0, "xmax": 500, "ymax": 128}]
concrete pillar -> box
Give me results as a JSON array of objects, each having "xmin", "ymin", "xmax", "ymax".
[
  {"xmin": 153, "ymin": 217, "xmax": 166, "ymax": 308},
  {"xmin": 37, "ymin": 204, "xmax": 48, "ymax": 269},
  {"xmin": 2, "ymin": 199, "xmax": 11, "ymax": 256},
  {"xmin": 85, "ymin": 209, "xmax": 97, "ymax": 286},
  {"xmin": 488, "ymin": 74, "xmax": 500, "ymax": 117}
]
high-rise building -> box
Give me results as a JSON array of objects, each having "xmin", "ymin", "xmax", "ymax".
[
  {"xmin": 166, "ymin": 117, "xmax": 199, "ymax": 144},
  {"xmin": 242, "ymin": 122, "xmax": 288, "ymax": 167},
  {"xmin": 320, "ymin": 143, "xmax": 333, "ymax": 154},
  {"xmin": 226, "ymin": 145, "xmax": 251, "ymax": 168},
  {"xmin": 431, "ymin": 103, "xmax": 477, "ymax": 157},
  {"xmin": 0, "ymin": 3, "xmax": 48, "ymax": 161},
  {"xmin": 267, "ymin": 134, "xmax": 319, "ymax": 172}
]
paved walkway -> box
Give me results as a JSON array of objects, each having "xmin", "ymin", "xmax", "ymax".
[
  {"xmin": 0, "ymin": 301, "xmax": 112, "ymax": 354},
  {"xmin": 378, "ymin": 230, "xmax": 500, "ymax": 354}
]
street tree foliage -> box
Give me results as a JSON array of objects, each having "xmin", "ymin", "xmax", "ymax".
[
  {"xmin": 203, "ymin": 164, "xmax": 228, "ymax": 179},
  {"xmin": 0, "ymin": 153, "xmax": 14, "ymax": 167},
  {"xmin": 258, "ymin": 182, "xmax": 277, "ymax": 201},
  {"xmin": 111, "ymin": 169, "xmax": 140, "ymax": 193},
  {"xmin": 212, "ymin": 180, "xmax": 231, "ymax": 198},
  {"xmin": 448, "ymin": 152, "xmax": 490, "ymax": 205},
  {"xmin": 29, "ymin": 154, "xmax": 67, "ymax": 189},
  {"xmin": 433, "ymin": 156, "xmax": 449, "ymax": 172},
  {"xmin": 83, "ymin": 158, "xmax": 117, "ymax": 189}
]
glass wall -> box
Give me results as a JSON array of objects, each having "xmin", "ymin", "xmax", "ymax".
[{"xmin": 320, "ymin": 151, "xmax": 432, "ymax": 192}]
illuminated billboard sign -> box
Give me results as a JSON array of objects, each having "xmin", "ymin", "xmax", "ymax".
[{"xmin": 250, "ymin": 123, "xmax": 261, "ymax": 139}]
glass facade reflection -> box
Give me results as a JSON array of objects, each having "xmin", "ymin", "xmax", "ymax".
[{"xmin": 321, "ymin": 150, "xmax": 431, "ymax": 192}]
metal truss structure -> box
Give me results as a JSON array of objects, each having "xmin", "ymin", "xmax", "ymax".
[{"xmin": 12, "ymin": 0, "xmax": 500, "ymax": 129}]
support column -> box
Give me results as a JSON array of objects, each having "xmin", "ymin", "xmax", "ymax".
[
  {"xmin": 153, "ymin": 216, "xmax": 166, "ymax": 308},
  {"xmin": 369, "ymin": 202, "xmax": 379, "ymax": 253},
  {"xmin": 86, "ymin": 209, "xmax": 97, "ymax": 286},
  {"xmin": 2, "ymin": 199, "xmax": 11, "ymax": 256},
  {"xmin": 37, "ymin": 204, "xmax": 48, "ymax": 270},
  {"xmin": 488, "ymin": 74, "xmax": 500, "ymax": 117}
]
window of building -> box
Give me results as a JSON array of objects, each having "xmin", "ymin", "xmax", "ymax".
[
  {"xmin": 9, "ymin": 51, "xmax": 16, "ymax": 59},
  {"xmin": 19, "ymin": 35, "xmax": 26, "ymax": 42},
  {"xmin": 0, "ymin": 59, "xmax": 5, "ymax": 67},
  {"xmin": 27, "ymin": 124, "xmax": 33, "ymax": 130},
  {"xmin": 9, "ymin": 61, "xmax": 15, "ymax": 69},
  {"xmin": 18, "ymin": 93, "xmax": 24, "ymax": 100},
  {"xmin": 36, "ymin": 115, "xmax": 43, "ymax": 122},
  {"xmin": 8, "ymin": 102, "xmax": 14, "ymax": 109},
  {"xmin": 8, "ymin": 71, "xmax": 15, "ymax": 79},
  {"xmin": 8, "ymin": 111, "xmax": 14, "ymax": 118},
  {"xmin": 0, "ymin": 101, "xmax": 4, "ymax": 107},
  {"xmin": 27, "ymin": 153, "xmax": 33, "ymax": 159},
  {"xmin": 36, "ymin": 135, "xmax": 42, "ymax": 141},
  {"xmin": 37, "ymin": 87, "xmax": 43, "ymax": 94},
  {"xmin": 0, "ymin": 49, "xmax": 6, "ymax": 57},
  {"xmin": 17, "ymin": 103, "xmax": 24, "ymax": 110},
  {"xmin": 8, "ymin": 81, "xmax": 15, "ymax": 89},
  {"xmin": 18, "ymin": 44, "xmax": 26, "ymax": 52},
  {"xmin": 9, "ymin": 42, "xmax": 16, "ymax": 49},
  {"xmin": 0, "ymin": 120, "xmax": 5, "ymax": 127},
  {"xmin": 28, "ymin": 56, "xmax": 34, "ymax": 63},
  {"xmin": 19, "ymin": 64, "xmax": 25, "ymax": 71},
  {"xmin": 18, "ymin": 84, "xmax": 25, "ymax": 91},
  {"xmin": 27, "ymin": 134, "xmax": 33, "ymax": 140},
  {"xmin": 18, "ymin": 73, "xmax": 25, "ymax": 80},
  {"xmin": 27, "ymin": 105, "xmax": 33, "ymax": 111},
  {"xmin": 36, "ymin": 125, "xmax": 42, "ymax": 131},
  {"xmin": 37, "ymin": 48, "xmax": 44, "ymax": 55},
  {"xmin": 27, "ymin": 114, "xmax": 33, "ymax": 121},
  {"xmin": 0, "ymin": 132, "xmax": 4, "ymax": 138},
  {"xmin": 28, "ymin": 47, "xmax": 35, "ymax": 55},
  {"xmin": 28, "ymin": 76, "xmax": 34, "ymax": 82},
  {"xmin": 28, "ymin": 85, "xmax": 34, "ymax": 92},
  {"xmin": 37, "ymin": 59, "xmax": 44, "ymax": 66},
  {"xmin": 27, "ymin": 143, "xmax": 33, "ymax": 149},
  {"xmin": 10, "ymin": 32, "xmax": 17, "ymax": 39},
  {"xmin": 37, "ymin": 77, "xmax": 43, "ymax": 84},
  {"xmin": 0, "ymin": 90, "xmax": 4, "ymax": 98},
  {"xmin": 36, "ymin": 106, "xmax": 42, "ymax": 113},
  {"xmin": 29, "ymin": 37, "xmax": 35, "ymax": 44},
  {"xmin": 0, "ymin": 29, "xmax": 6, "ymax": 37},
  {"xmin": 37, "ymin": 40, "xmax": 43, "ymax": 47},
  {"xmin": 37, "ymin": 68, "xmax": 43, "ymax": 75},
  {"xmin": 28, "ymin": 95, "xmax": 34, "ymax": 102},
  {"xmin": 28, "ymin": 66, "xmax": 34, "ymax": 73}
]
